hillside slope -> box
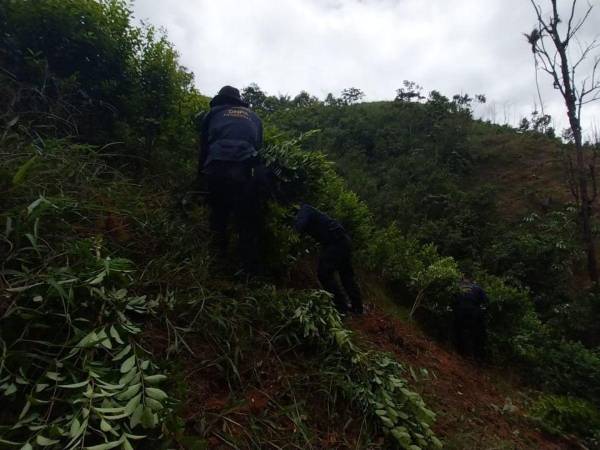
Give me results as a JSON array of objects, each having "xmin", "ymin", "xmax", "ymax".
[
  {"xmin": 467, "ymin": 124, "xmax": 571, "ymax": 219},
  {"xmin": 2, "ymin": 2, "xmax": 600, "ymax": 448},
  {"xmin": 350, "ymin": 305, "xmax": 583, "ymax": 450}
]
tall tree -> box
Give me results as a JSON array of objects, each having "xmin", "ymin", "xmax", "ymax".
[
  {"xmin": 340, "ymin": 87, "xmax": 365, "ymax": 105},
  {"xmin": 526, "ymin": 0, "xmax": 600, "ymax": 282},
  {"xmin": 395, "ymin": 80, "xmax": 425, "ymax": 103}
]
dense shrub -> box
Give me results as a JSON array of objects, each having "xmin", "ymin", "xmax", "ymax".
[
  {"xmin": 530, "ymin": 394, "xmax": 600, "ymax": 446},
  {"xmin": 517, "ymin": 333, "xmax": 600, "ymax": 407},
  {"xmin": 1, "ymin": 0, "xmax": 199, "ymax": 167},
  {"xmin": 545, "ymin": 287, "xmax": 600, "ymax": 347},
  {"xmin": 482, "ymin": 209, "xmax": 582, "ymax": 310},
  {"xmin": 1, "ymin": 131, "xmax": 443, "ymax": 448},
  {"xmin": 259, "ymin": 130, "xmax": 374, "ymax": 271},
  {"xmin": 473, "ymin": 273, "xmax": 541, "ymax": 360}
]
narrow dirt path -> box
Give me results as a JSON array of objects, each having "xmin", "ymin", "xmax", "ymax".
[{"xmin": 347, "ymin": 307, "xmax": 583, "ymax": 450}]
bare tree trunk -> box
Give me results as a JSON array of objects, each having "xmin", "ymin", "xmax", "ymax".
[
  {"xmin": 553, "ymin": 25, "xmax": 598, "ymax": 283},
  {"xmin": 529, "ymin": 0, "xmax": 600, "ymax": 283}
]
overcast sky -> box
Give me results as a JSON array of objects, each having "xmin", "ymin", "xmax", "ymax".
[{"xmin": 133, "ymin": 0, "xmax": 600, "ymax": 137}]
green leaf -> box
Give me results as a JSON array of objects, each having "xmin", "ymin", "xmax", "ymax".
[
  {"xmin": 145, "ymin": 397, "xmax": 164, "ymax": 411},
  {"xmin": 78, "ymin": 331, "xmax": 99, "ymax": 348},
  {"xmin": 100, "ymin": 419, "xmax": 112, "ymax": 432},
  {"xmin": 123, "ymin": 433, "xmax": 146, "ymax": 440},
  {"xmin": 18, "ymin": 401, "xmax": 31, "ymax": 420},
  {"xmin": 59, "ymin": 380, "xmax": 89, "ymax": 389},
  {"xmin": 88, "ymin": 270, "xmax": 107, "ymax": 285},
  {"xmin": 13, "ymin": 156, "xmax": 38, "ymax": 186},
  {"xmin": 130, "ymin": 404, "xmax": 143, "ymax": 429},
  {"xmin": 5, "ymin": 284, "xmax": 43, "ymax": 293},
  {"xmin": 6, "ymin": 115, "xmax": 19, "ymax": 128},
  {"xmin": 122, "ymin": 439, "xmax": 133, "ymax": 450},
  {"xmin": 140, "ymin": 406, "xmax": 157, "ymax": 429},
  {"xmin": 69, "ymin": 417, "xmax": 82, "ymax": 438},
  {"xmin": 112, "ymin": 344, "xmax": 131, "ymax": 362},
  {"xmin": 46, "ymin": 372, "xmax": 63, "ymax": 381},
  {"xmin": 119, "ymin": 368, "xmax": 138, "ymax": 386},
  {"xmin": 114, "ymin": 289, "xmax": 127, "ymax": 300},
  {"xmin": 97, "ymin": 381, "xmax": 125, "ymax": 391},
  {"xmin": 142, "ymin": 374, "xmax": 166, "ymax": 384},
  {"xmin": 85, "ymin": 438, "xmax": 124, "ymax": 450},
  {"xmin": 36, "ymin": 435, "xmax": 60, "ymax": 446},
  {"xmin": 94, "ymin": 406, "xmax": 125, "ymax": 414},
  {"xmin": 145, "ymin": 387, "xmax": 167, "ymax": 401},
  {"xmin": 84, "ymin": 384, "xmax": 94, "ymax": 399},
  {"xmin": 116, "ymin": 383, "xmax": 141, "ymax": 401},
  {"xmin": 431, "ymin": 436, "xmax": 443, "ymax": 448},
  {"xmin": 109, "ymin": 326, "xmax": 124, "ymax": 344},
  {"xmin": 26, "ymin": 196, "xmax": 49, "ymax": 215},
  {"xmin": 120, "ymin": 355, "xmax": 136, "ymax": 374},
  {"xmin": 124, "ymin": 394, "xmax": 141, "ymax": 416},
  {"xmin": 97, "ymin": 329, "xmax": 112, "ymax": 349},
  {"xmin": 380, "ymin": 416, "xmax": 394, "ymax": 428},
  {"xmin": 20, "ymin": 443, "xmax": 33, "ymax": 450}
]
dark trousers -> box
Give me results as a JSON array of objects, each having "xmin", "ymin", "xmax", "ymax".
[
  {"xmin": 453, "ymin": 307, "xmax": 487, "ymax": 362},
  {"xmin": 205, "ymin": 161, "xmax": 262, "ymax": 273},
  {"xmin": 317, "ymin": 235, "xmax": 363, "ymax": 314}
]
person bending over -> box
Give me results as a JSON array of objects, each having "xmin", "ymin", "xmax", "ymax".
[{"xmin": 294, "ymin": 204, "xmax": 363, "ymax": 315}]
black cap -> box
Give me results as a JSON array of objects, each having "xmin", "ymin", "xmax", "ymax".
[
  {"xmin": 210, "ymin": 85, "xmax": 248, "ymax": 107},
  {"xmin": 218, "ymin": 85, "xmax": 242, "ymax": 101}
]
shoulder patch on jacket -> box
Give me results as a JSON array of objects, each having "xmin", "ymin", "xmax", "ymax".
[{"xmin": 223, "ymin": 107, "xmax": 252, "ymax": 121}]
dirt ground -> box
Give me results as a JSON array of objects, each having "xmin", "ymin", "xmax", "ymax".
[{"xmin": 348, "ymin": 307, "xmax": 585, "ymax": 450}]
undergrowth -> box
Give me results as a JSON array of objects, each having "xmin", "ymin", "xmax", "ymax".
[
  {"xmin": 1, "ymin": 137, "xmax": 441, "ymax": 449},
  {"xmin": 1, "ymin": 202, "xmax": 171, "ymax": 449},
  {"xmin": 530, "ymin": 394, "xmax": 600, "ymax": 448}
]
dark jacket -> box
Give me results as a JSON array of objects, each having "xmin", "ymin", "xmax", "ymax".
[
  {"xmin": 454, "ymin": 282, "xmax": 489, "ymax": 311},
  {"xmin": 294, "ymin": 204, "xmax": 346, "ymax": 245},
  {"xmin": 198, "ymin": 102, "xmax": 263, "ymax": 176}
]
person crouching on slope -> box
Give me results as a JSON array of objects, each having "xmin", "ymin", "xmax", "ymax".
[
  {"xmin": 293, "ymin": 204, "xmax": 364, "ymax": 316},
  {"xmin": 452, "ymin": 277, "xmax": 489, "ymax": 363},
  {"xmin": 197, "ymin": 85, "xmax": 264, "ymax": 275}
]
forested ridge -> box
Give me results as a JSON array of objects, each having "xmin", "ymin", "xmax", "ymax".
[{"xmin": 1, "ymin": 1, "xmax": 600, "ymax": 449}]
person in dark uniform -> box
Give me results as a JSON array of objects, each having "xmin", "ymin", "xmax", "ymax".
[
  {"xmin": 198, "ymin": 85, "xmax": 264, "ymax": 274},
  {"xmin": 452, "ymin": 277, "xmax": 489, "ymax": 362},
  {"xmin": 294, "ymin": 204, "xmax": 363, "ymax": 315}
]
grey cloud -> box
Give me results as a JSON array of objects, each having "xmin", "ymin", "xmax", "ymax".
[{"xmin": 133, "ymin": 0, "xmax": 600, "ymax": 134}]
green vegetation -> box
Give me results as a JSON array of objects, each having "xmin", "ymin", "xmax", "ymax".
[
  {"xmin": 531, "ymin": 394, "xmax": 600, "ymax": 447},
  {"xmin": 0, "ymin": 138, "xmax": 441, "ymax": 447},
  {"xmin": 1, "ymin": 0, "xmax": 600, "ymax": 448}
]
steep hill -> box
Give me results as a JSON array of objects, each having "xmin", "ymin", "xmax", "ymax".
[
  {"xmin": 265, "ymin": 98, "xmax": 593, "ymax": 304},
  {"xmin": 2, "ymin": 2, "xmax": 600, "ymax": 449}
]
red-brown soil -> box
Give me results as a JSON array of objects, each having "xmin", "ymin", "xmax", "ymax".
[{"xmin": 348, "ymin": 307, "xmax": 585, "ymax": 449}]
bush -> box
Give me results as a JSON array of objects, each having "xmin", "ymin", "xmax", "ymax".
[
  {"xmin": 1, "ymin": 0, "xmax": 198, "ymax": 167},
  {"xmin": 258, "ymin": 131, "xmax": 374, "ymax": 271},
  {"xmin": 518, "ymin": 333, "xmax": 600, "ymax": 408},
  {"xmin": 474, "ymin": 273, "xmax": 541, "ymax": 361},
  {"xmin": 546, "ymin": 288, "xmax": 600, "ymax": 347},
  {"xmin": 482, "ymin": 209, "xmax": 582, "ymax": 308},
  {"xmin": 367, "ymin": 225, "xmax": 461, "ymax": 318},
  {"xmin": 530, "ymin": 394, "xmax": 600, "ymax": 445}
]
